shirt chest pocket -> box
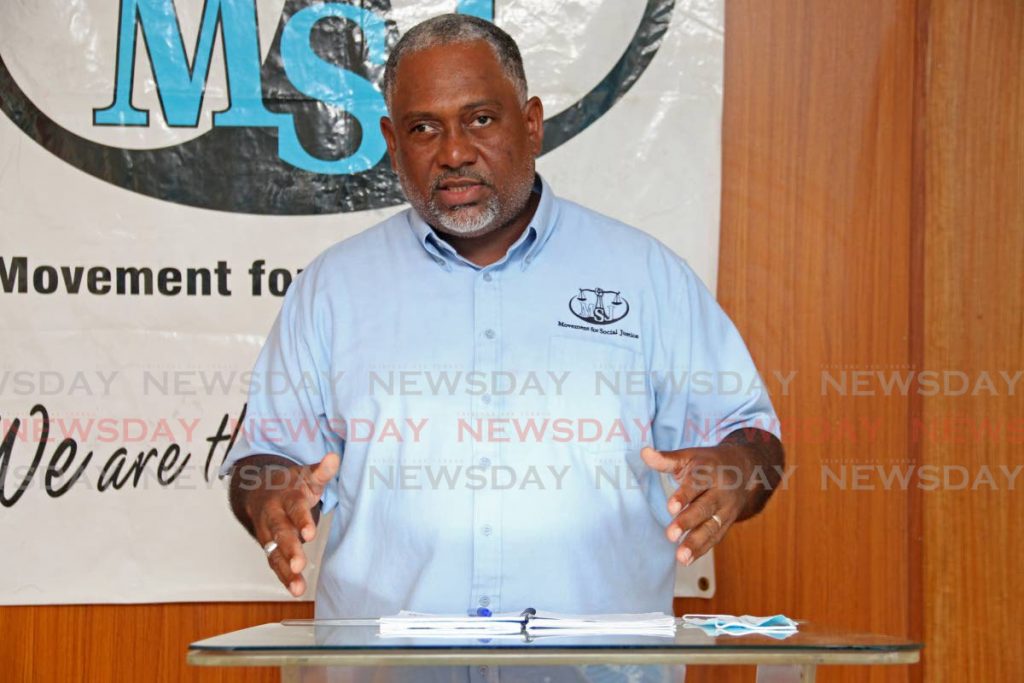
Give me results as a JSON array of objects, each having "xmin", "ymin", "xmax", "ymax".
[{"xmin": 545, "ymin": 335, "xmax": 652, "ymax": 454}]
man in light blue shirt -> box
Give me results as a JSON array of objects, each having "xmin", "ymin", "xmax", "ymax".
[{"xmin": 223, "ymin": 14, "xmax": 783, "ymax": 622}]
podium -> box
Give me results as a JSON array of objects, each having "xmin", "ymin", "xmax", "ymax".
[{"xmin": 188, "ymin": 620, "xmax": 921, "ymax": 682}]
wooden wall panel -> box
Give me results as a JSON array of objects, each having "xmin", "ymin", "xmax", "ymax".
[
  {"xmin": 0, "ymin": 602, "xmax": 313, "ymax": 682},
  {"xmin": 679, "ymin": 1, "xmax": 918, "ymax": 681},
  {"xmin": 921, "ymin": 1, "xmax": 1024, "ymax": 680}
]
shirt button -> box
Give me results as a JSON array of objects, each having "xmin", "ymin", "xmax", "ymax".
[
  {"xmin": 484, "ymin": 328, "xmax": 496, "ymax": 339},
  {"xmin": 479, "ymin": 595, "xmax": 490, "ymax": 607},
  {"xmin": 479, "ymin": 457, "xmax": 491, "ymax": 468},
  {"xmin": 481, "ymin": 395, "xmax": 492, "ymax": 404},
  {"xmin": 481, "ymin": 524, "xmax": 493, "ymax": 536},
  {"xmin": 483, "ymin": 272, "xmax": 493, "ymax": 282}
]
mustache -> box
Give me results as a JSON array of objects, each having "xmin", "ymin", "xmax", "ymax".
[{"xmin": 431, "ymin": 170, "xmax": 493, "ymax": 192}]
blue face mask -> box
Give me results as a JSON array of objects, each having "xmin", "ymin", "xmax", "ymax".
[{"xmin": 681, "ymin": 614, "xmax": 799, "ymax": 639}]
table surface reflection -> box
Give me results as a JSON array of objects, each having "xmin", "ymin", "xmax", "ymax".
[{"xmin": 188, "ymin": 620, "xmax": 921, "ymax": 668}]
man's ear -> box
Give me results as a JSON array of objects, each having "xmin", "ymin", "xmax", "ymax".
[
  {"xmin": 523, "ymin": 96, "xmax": 544, "ymax": 157},
  {"xmin": 380, "ymin": 116, "xmax": 398, "ymax": 172}
]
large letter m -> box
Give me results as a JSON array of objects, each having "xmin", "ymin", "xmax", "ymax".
[{"xmin": 93, "ymin": 0, "xmax": 272, "ymax": 128}]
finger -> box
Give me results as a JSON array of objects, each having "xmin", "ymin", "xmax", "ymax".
[
  {"xmin": 262, "ymin": 502, "xmax": 308, "ymax": 575},
  {"xmin": 283, "ymin": 489, "xmax": 318, "ymax": 543},
  {"xmin": 306, "ymin": 452, "xmax": 341, "ymax": 490},
  {"xmin": 667, "ymin": 488, "xmax": 724, "ymax": 541},
  {"xmin": 640, "ymin": 445, "xmax": 694, "ymax": 476},
  {"xmin": 251, "ymin": 500, "xmax": 277, "ymax": 551},
  {"xmin": 266, "ymin": 545, "xmax": 306, "ymax": 596},
  {"xmin": 666, "ymin": 462, "xmax": 716, "ymax": 516},
  {"xmin": 675, "ymin": 501, "xmax": 731, "ymax": 567},
  {"xmin": 254, "ymin": 502, "xmax": 308, "ymax": 590}
]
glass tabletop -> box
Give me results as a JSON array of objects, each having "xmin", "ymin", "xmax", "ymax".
[{"xmin": 190, "ymin": 620, "xmax": 921, "ymax": 654}]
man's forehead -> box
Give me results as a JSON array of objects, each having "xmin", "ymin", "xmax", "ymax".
[{"xmin": 390, "ymin": 40, "xmax": 516, "ymax": 110}]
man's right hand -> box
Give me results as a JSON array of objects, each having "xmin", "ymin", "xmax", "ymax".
[{"xmin": 229, "ymin": 452, "xmax": 340, "ymax": 597}]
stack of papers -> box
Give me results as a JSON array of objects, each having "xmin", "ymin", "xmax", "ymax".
[
  {"xmin": 380, "ymin": 612, "xmax": 526, "ymax": 637},
  {"xmin": 379, "ymin": 610, "xmax": 677, "ymax": 638},
  {"xmin": 681, "ymin": 614, "xmax": 798, "ymax": 639},
  {"xmin": 528, "ymin": 611, "xmax": 677, "ymax": 637}
]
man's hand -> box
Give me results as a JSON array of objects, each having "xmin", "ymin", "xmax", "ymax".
[
  {"xmin": 229, "ymin": 453, "xmax": 340, "ymax": 597},
  {"xmin": 640, "ymin": 430, "xmax": 783, "ymax": 566}
]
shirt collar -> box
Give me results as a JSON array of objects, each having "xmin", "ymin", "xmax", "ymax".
[{"xmin": 407, "ymin": 174, "xmax": 559, "ymax": 272}]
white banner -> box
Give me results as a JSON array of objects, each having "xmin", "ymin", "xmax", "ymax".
[{"xmin": 0, "ymin": 0, "xmax": 724, "ymax": 604}]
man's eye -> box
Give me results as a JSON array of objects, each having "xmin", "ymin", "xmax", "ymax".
[
  {"xmin": 470, "ymin": 115, "xmax": 493, "ymax": 127},
  {"xmin": 411, "ymin": 123, "xmax": 434, "ymax": 134}
]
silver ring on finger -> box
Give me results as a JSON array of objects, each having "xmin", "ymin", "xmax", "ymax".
[
  {"xmin": 710, "ymin": 513, "xmax": 724, "ymax": 529},
  {"xmin": 263, "ymin": 540, "xmax": 278, "ymax": 557}
]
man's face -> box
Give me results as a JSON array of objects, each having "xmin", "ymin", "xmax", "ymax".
[{"xmin": 380, "ymin": 41, "xmax": 544, "ymax": 238}]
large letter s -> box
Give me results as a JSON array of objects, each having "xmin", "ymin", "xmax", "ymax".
[{"xmin": 277, "ymin": 4, "xmax": 389, "ymax": 175}]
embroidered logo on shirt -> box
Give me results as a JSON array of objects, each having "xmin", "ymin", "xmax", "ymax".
[{"xmin": 568, "ymin": 287, "xmax": 630, "ymax": 325}]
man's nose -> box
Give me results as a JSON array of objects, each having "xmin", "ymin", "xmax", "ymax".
[{"xmin": 437, "ymin": 126, "xmax": 478, "ymax": 169}]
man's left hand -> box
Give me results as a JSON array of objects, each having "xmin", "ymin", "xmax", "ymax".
[{"xmin": 640, "ymin": 443, "xmax": 756, "ymax": 566}]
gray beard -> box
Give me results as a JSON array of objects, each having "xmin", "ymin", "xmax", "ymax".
[
  {"xmin": 399, "ymin": 165, "xmax": 535, "ymax": 239},
  {"xmin": 428, "ymin": 194, "xmax": 500, "ymax": 236}
]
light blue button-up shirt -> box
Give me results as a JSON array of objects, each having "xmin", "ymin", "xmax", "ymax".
[{"xmin": 221, "ymin": 175, "xmax": 779, "ymax": 619}]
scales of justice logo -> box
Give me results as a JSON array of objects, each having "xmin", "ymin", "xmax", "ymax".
[
  {"xmin": 0, "ymin": 0, "xmax": 675, "ymax": 215},
  {"xmin": 569, "ymin": 287, "xmax": 629, "ymax": 325}
]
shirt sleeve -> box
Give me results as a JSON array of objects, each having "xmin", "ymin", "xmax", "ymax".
[
  {"xmin": 218, "ymin": 264, "xmax": 342, "ymax": 513},
  {"xmin": 651, "ymin": 256, "xmax": 781, "ymax": 452}
]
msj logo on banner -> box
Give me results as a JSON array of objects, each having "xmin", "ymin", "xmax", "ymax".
[{"xmin": 0, "ymin": 0, "xmax": 673, "ymax": 215}]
